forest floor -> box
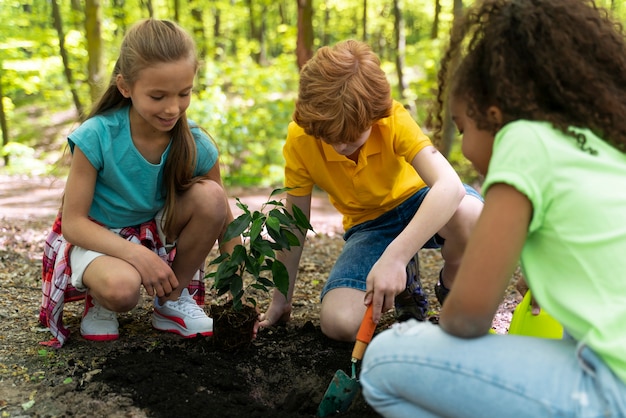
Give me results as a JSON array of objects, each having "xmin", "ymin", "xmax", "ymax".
[{"xmin": 0, "ymin": 174, "xmax": 521, "ymax": 418}]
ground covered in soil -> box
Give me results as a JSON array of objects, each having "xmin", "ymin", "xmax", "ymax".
[{"xmin": 0, "ymin": 175, "xmax": 521, "ymax": 418}]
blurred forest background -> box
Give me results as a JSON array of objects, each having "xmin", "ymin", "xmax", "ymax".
[{"xmin": 1, "ymin": 0, "xmax": 624, "ymax": 187}]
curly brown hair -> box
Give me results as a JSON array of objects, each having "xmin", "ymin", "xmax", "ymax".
[
  {"xmin": 431, "ymin": 0, "xmax": 626, "ymax": 154},
  {"xmin": 293, "ymin": 40, "xmax": 393, "ymax": 145}
]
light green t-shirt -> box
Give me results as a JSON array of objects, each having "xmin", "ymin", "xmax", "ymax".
[{"xmin": 483, "ymin": 120, "xmax": 626, "ymax": 384}]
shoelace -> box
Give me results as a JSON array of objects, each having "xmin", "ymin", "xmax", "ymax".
[
  {"xmin": 91, "ymin": 304, "xmax": 116, "ymax": 321},
  {"xmin": 167, "ymin": 291, "xmax": 206, "ymax": 318}
]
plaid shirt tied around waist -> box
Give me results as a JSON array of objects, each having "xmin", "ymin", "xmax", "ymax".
[{"xmin": 39, "ymin": 212, "xmax": 205, "ymax": 347}]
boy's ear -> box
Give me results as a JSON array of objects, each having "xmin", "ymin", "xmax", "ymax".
[
  {"xmin": 116, "ymin": 75, "xmax": 131, "ymax": 98},
  {"xmin": 486, "ymin": 106, "xmax": 503, "ymax": 126}
]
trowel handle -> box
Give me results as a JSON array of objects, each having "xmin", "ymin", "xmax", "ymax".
[{"xmin": 351, "ymin": 304, "xmax": 377, "ymax": 361}]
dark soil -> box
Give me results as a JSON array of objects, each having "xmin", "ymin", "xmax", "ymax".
[{"xmin": 0, "ymin": 175, "xmax": 520, "ymax": 418}]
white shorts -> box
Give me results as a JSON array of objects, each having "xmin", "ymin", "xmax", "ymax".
[{"xmin": 70, "ymin": 209, "xmax": 174, "ymax": 291}]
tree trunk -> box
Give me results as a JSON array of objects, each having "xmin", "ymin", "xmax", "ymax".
[
  {"xmin": 362, "ymin": 0, "xmax": 367, "ymax": 42},
  {"xmin": 0, "ymin": 65, "xmax": 9, "ymax": 167},
  {"xmin": 296, "ymin": 0, "xmax": 314, "ymax": 70},
  {"xmin": 213, "ymin": 5, "xmax": 224, "ymax": 60},
  {"xmin": 173, "ymin": 0, "xmax": 180, "ymax": 22},
  {"xmin": 50, "ymin": 0, "xmax": 85, "ymax": 118},
  {"xmin": 85, "ymin": 0, "xmax": 104, "ymax": 104},
  {"xmin": 191, "ymin": 6, "xmax": 208, "ymax": 87},
  {"xmin": 439, "ymin": 0, "xmax": 463, "ymax": 157},
  {"xmin": 141, "ymin": 0, "xmax": 154, "ymax": 18},
  {"xmin": 393, "ymin": 0, "xmax": 407, "ymax": 102},
  {"xmin": 430, "ymin": 0, "xmax": 441, "ymax": 39},
  {"xmin": 246, "ymin": 0, "xmax": 267, "ymax": 65}
]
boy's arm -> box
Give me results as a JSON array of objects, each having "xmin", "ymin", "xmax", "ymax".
[
  {"xmin": 258, "ymin": 193, "xmax": 312, "ymax": 328},
  {"xmin": 365, "ymin": 146, "xmax": 466, "ymax": 321}
]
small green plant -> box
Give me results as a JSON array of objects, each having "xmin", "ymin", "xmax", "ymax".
[{"xmin": 207, "ymin": 187, "xmax": 314, "ymax": 311}]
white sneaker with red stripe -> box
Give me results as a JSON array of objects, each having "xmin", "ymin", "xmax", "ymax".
[
  {"xmin": 151, "ymin": 288, "xmax": 213, "ymax": 337},
  {"xmin": 80, "ymin": 294, "xmax": 119, "ymax": 341}
]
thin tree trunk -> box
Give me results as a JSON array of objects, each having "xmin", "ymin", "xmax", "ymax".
[
  {"xmin": 296, "ymin": 0, "xmax": 314, "ymax": 69},
  {"xmin": 393, "ymin": 0, "xmax": 415, "ymax": 117},
  {"xmin": 431, "ymin": 0, "xmax": 441, "ymax": 39},
  {"xmin": 85, "ymin": 0, "xmax": 104, "ymax": 104},
  {"xmin": 440, "ymin": 0, "xmax": 463, "ymax": 157},
  {"xmin": 362, "ymin": 0, "xmax": 367, "ymax": 42},
  {"xmin": 213, "ymin": 5, "xmax": 224, "ymax": 60},
  {"xmin": 141, "ymin": 0, "xmax": 154, "ymax": 17},
  {"xmin": 0, "ymin": 65, "xmax": 9, "ymax": 167},
  {"xmin": 50, "ymin": 0, "xmax": 85, "ymax": 118},
  {"xmin": 190, "ymin": 6, "xmax": 208, "ymax": 87}
]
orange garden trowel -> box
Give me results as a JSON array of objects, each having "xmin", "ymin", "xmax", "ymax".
[{"xmin": 317, "ymin": 304, "xmax": 377, "ymax": 417}]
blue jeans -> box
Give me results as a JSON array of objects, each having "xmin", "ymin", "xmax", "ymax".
[
  {"xmin": 321, "ymin": 184, "xmax": 483, "ymax": 299},
  {"xmin": 360, "ymin": 320, "xmax": 626, "ymax": 417}
]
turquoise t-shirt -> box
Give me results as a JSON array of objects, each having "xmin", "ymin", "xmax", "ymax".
[
  {"xmin": 68, "ymin": 106, "xmax": 218, "ymax": 228},
  {"xmin": 483, "ymin": 120, "xmax": 626, "ymax": 384}
]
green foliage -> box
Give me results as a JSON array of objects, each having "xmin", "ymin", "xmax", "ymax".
[
  {"xmin": 188, "ymin": 54, "xmax": 298, "ymax": 187},
  {"xmin": 207, "ymin": 187, "xmax": 314, "ymax": 311},
  {"xmin": 1, "ymin": 142, "xmax": 49, "ymax": 175},
  {"xmin": 2, "ymin": 0, "xmax": 625, "ymax": 184}
]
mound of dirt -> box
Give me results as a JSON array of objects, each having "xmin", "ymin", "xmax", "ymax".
[{"xmin": 0, "ymin": 175, "xmax": 520, "ymax": 418}]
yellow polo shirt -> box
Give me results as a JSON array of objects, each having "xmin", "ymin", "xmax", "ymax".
[{"xmin": 283, "ymin": 101, "xmax": 432, "ymax": 231}]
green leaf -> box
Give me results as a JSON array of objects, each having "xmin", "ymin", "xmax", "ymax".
[
  {"xmin": 208, "ymin": 252, "xmax": 230, "ymax": 266},
  {"xmin": 292, "ymin": 204, "xmax": 314, "ymax": 232},
  {"xmin": 230, "ymin": 244, "xmax": 247, "ymax": 266},
  {"xmin": 231, "ymin": 297, "xmax": 243, "ymax": 311},
  {"xmin": 283, "ymin": 229, "xmax": 301, "ymax": 247},
  {"xmin": 256, "ymin": 277, "xmax": 274, "ymax": 288},
  {"xmin": 245, "ymin": 254, "xmax": 261, "ymax": 277},
  {"xmin": 251, "ymin": 238, "xmax": 275, "ymax": 259},
  {"xmin": 214, "ymin": 261, "xmax": 238, "ymax": 282},
  {"xmin": 234, "ymin": 198, "xmax": 251, "ymax": 215},
  {"xmin": 270, "ymin": 187, "xmax": 291, "ymax": 197},
  {"xmin": 230, "ymin": 276, "xmax": 243, "ymax": 300},
  {"xmin": 249, "ymin": 217, "xmax": 264, "ymax": 242},
  {"xmin": 251, "ymin": 283, "xmax": 269, "ymax": 292},
  {"xmin": 265, "ymin": 215, "xmax": 280, "ymax": 233},
  {"xmin": 223, "ymin": 212, "xmax": 252, "ymax": 242},
  {"xmin": 214, "ymin": 271, "xmax": 234, "ymax": 291},
  {"xmin": 269, "ymin": 208, "xmax": 295, "ymax": 226},
  {"xmin": 271, "ymin": 260, "xmax": 289, "ymax": 298},
  {"xmin": 246, "ymin": 297, "xmax": 257, "ymax": 308},
  {"xmin": 265, "ymin": 200, "xmax": 285, "ymax": 208},
  {"xmin": 266, "ymin": 226, "xmax": 288, "ymax": 248}
]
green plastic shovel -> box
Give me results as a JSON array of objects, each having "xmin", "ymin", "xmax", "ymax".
[{"xmin": 317, "ymin": 304, "xmax": 377, "ymax": 417}]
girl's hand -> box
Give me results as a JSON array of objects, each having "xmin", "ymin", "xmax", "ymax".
[
  {"xmin": 130, "ymin": 245, "xmax": 179, "ymax": 297},
  {"xmin": 515, "ymin": 276, "xmax": 541, "ymax": 315}
]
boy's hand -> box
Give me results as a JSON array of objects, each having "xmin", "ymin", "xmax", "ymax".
[
  {"xmin": 364, "ymin": 256, "xmax": 407, "ymax": 323},
  {"xmin": 255, "ymin": 300, "xmax": 292, "ymax": 337}
]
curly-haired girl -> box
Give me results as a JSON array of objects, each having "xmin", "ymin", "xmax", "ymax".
[{"xmin": 360, "ymin": 0, "xmax": 626, "ymax": 415}]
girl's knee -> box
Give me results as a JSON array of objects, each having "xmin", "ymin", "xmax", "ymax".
[
  {"xmin": 93, "ymin": 275, "xmax": 141, "ymax": 312},
  {"xmin": 188, "ymin": 181, "xmax": 229, "ymax": 221}
]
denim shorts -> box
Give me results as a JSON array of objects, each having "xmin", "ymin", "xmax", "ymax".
[{"xmin": 321, "ymin": 184, "xmax": 482, "ymax": 299}]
